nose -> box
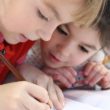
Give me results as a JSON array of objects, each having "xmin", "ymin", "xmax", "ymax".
[
  {"xmin": 58, "ymin": 41, "xmax": 74, "ymax": 57},
  {"xmin": 36, "ymin": 30, "xmax": 52, "ymax": 41},
  {"xmin": 37, "ymin": 23, "xmax": 58, "ymax": 41}
]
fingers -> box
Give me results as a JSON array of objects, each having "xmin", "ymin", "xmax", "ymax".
[
  {"xmin": 26, "ymin": 82, "xmax": 49, "ymax": 103},
  {"xmin": 101, "ymin": 81, "xmax": 110, "ymax": 89},
  {"xmin": 86, "ymin": 71, "xmax": 105, "ymax": 87},
  {"xmin": 43, "ymin": 66, "xmax": 77, "ymax": 88},
  {"xmin": 48, "ymin": 78, "xmax": 64, "ymax": 110},
  {"xmin": 54, "ymin": 84, "xmax": 65, "ymax": 107},
  {"xmin": 84, "ymin": 62, "xmax": 108, "ymax": 87},
  {"xmin": 43, "ymin": 67, "xmax": 72, "ymax": 88},
  {"xmin": 54, "ymin": 73, "xmax": 72, "ymax": 88},
  {"xmin": 59, "ymin": 68, "xmax": 76, "ymax": 84},
  {"xmin": 84, "ymin": 62, "xmax": 96, "ymax": 76},
  {"xmin": 43, "ymin": 67, "xmax": 55, "ymax": 76},
  {"xmin": 100, "ymin": 73, "xmax": 110, "ymax": 89},
  {"xmin": 84, "ymin": 64, "xmax": 101, "ymax": 85},
  {"xmin": 0, "ymin": 81, "xmax": 51, "ymax": 110},
  {"xmin": 53, "ymin": 67, "xmax": 77, "ymax": 88},
  {"xmin": 23, "ymin": 93, "xmax": 50, "ymax": 110},
  {"xmin": 67, "ymin": 67, "xmax": 77, "ymax": 77}
]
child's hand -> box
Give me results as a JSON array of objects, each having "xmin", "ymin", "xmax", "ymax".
[
  {"xmin": 0, "ymin": 81, "xmax": 50, "ymax": 110},
  {"xmin": 43, "ymin": 66, "xmax": 77, "ymax": 88},
  {"xmin": 83, "ymin": 62, "xmax": 110, "ymax": 89},
  {"xmin": 47, "ymin": 78, "xmax": 65, "ymax": 110},
  {"xmin": 17, "ymin": 64, "xmax": 64, "ymax": 110}
]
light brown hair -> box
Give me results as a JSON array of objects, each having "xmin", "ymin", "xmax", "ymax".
[{"xmin": 74, "ymin": 0, "xmax": 106, "ymax": 27}]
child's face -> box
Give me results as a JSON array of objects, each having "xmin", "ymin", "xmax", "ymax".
[
  {"xmin": 41, "ymin": 23, "xmax": 101, "ymax": 68},
  {"xmin": 0, "ymin": 0, "xmax": 84, "ymax": 44}
]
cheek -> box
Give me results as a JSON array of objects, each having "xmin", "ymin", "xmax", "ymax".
[
  {"xmin": 3, "ymin": 16, "xmax": 38, "ymax": 33},
  {"xmin": 2, "ymin": 7, "xmax": 39, "ymax": 33},
  {"xmin": 41, "ymin": 43, "xmax": 50, "ymax": 56},
  {"xmin": 68, "ymin": 59, "xmax": 82, "ymax": 67},
  {"xmin": 67, "ymin": 55, "xmax": 89, "ymax": 67}
]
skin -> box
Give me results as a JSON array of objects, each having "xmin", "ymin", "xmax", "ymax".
[
  {"xmin": 0, "ymin": 0, "xmax": 86, "ymax": 110},
  {"xmin": 17, "ymin": 64, "xmax": 65, "ymax": 110},
  {"xmin": 42, "ymin": 23, "xmax": 110, "ymax": 89},
  {"xmin": 83, "ymin": 62, "xmax": 110, "ymax": 88},
  {"xmin": 0, "ymin": 81, "xmax": 51, "ymax": 110},
  {"xmin": 40, "ymin": 23, "xmax": 110, "ymax": 89},
  {"xmin": 41, "ymin": 23, "xmax": 101, "ymax": 68},
  {"xmin": 0, "ymin": 0, "xmax": 84, "ymax": 44}
]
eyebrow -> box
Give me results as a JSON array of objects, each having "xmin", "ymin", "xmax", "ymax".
[{"xmin": 44, "ymin": 2, "xmax": 61, "ymax": 20}]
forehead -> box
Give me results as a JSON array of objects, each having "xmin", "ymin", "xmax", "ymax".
[{"xmin": 43, "ymin": 0, "xmax": 84, "ymax": 23}]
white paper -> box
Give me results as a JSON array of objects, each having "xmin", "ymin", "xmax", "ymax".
[
  {"xmin": 52, "ymin": 98, "xmax": 103, "ymax": 110},
  {"xmin": 64, "ymin": 89, "xmax": 110, "ymax": 110}
]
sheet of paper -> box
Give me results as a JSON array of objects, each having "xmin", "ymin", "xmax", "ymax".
[
  {"xmin": 64, "ymin": 89, "xmax": 110, "ymax": 110},
  {"xmin": 52, "ymin": 98, "xmax": 103, "ymax": 110}
]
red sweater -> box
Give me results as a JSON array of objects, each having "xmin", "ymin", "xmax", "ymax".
[{"xmin": 0, "ymin": 33, "xmax": 35, "ymax": 84}]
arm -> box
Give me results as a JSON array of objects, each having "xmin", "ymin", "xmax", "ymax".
[
  {"xmin": 42, "ymin": 66, "xmax": 77, "ymax": 89},
  {"xmin": 17, "ymin": 63, "xmax": 64, "ymax": 110}
]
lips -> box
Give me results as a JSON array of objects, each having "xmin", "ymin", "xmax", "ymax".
[{"xmin": 49, "ymin": 52, "xmax": 61, "ymax": 63}]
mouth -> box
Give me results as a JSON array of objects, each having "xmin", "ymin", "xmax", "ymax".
[{"xmin": 49, "ymin": 52, "xmax": 61, "ymax": 63}]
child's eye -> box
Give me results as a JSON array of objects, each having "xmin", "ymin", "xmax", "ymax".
[
  {"xmin": 79, "ymin": 46, "xmax": 89, "ymax": 53},
  {"xmin": 37, "ymin": 9, "xmax": 48, "ymax": 21},
  {"xmin": 57, "ymin": 25, "xmax": 68, "ymax": 36}
]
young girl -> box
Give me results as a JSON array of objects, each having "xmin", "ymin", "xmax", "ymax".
[
  {"xmin": 25, "ymin": 1, "xmax": 110, "ymax": 91},
  {"xmin": 0, "ymin": 0, "xmax": 106, "ymax": 110}
]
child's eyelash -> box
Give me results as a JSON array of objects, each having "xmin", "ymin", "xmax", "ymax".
[
  {"xmin": 80, "ymin": 46, "xmax": 89, "ymax": 53},
  {"xmin": 37, "ymin": 9, "xmax": 48, "ymax": 21},
  {"xmin": 57, "ymin": 26, "xmax": 68, "ymax": 35}
]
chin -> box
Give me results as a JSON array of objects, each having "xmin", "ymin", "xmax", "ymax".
[{"xmin": 46, "ymin": 62, "xmax": 62, "ymax": 69}]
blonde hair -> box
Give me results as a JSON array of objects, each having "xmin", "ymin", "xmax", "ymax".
[
  {"xmin": 74, "ymin": 0, "xmax": 106, "ymax": 27},
  {"xmin": 103, "ymin": 55, "xmax": 110, "ymax": 64}
]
